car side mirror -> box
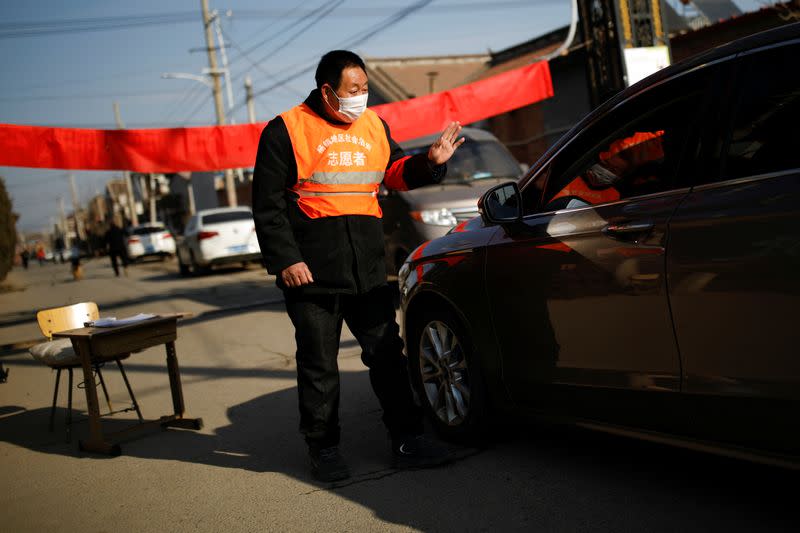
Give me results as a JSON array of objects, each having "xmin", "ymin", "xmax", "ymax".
[{"xmin": 478, "ymin": 181, "xmax": 522, "ymax": 224}]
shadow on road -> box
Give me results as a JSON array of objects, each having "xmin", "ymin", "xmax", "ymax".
[
  {"xmin": 138, "ymin": 263, "xmax": 257, "ymax": 283},
  {"xmin": 1, "ymin": 368, "xmax": 797, "ymax": 532}
]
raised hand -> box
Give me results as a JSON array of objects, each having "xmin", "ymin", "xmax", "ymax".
[{"xmin": 427, "ymin": 121, "xmax": 466, "ymax": 165}]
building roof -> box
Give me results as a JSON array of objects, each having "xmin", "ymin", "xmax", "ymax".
[{"xmin": 364, "ymin": 54, "xmax": 489, "ymax": 103}]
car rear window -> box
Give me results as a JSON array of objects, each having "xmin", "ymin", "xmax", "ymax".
[
  {"xmin": 130, "ymin": 226, "xmax": 165, "ymax": 235},
  {"xmin": 406, "ymin": 140, "xmax": 521, "ymax": 183},
  {"xmin": 201, "ymin": 211, "xmax": 252, "ymax": 225}
]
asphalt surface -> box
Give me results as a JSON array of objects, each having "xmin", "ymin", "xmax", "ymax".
[{"xmin": 0, "ymin": 257, "xmax": 796, "ymax": 532}]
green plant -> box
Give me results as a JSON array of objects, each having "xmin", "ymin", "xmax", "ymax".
[{"xmin": 0, "ymin": 176, "xmax": 18, "ymax": 282}]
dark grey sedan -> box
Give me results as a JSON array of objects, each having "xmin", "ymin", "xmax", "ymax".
[{"xmin": 399, "ymin": 22, "xmax": 800, "ymax": 469}]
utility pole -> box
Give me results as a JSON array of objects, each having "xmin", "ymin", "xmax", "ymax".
[
  {"xmin": 113, "ymin": 102, "xmax": 139, "ymax": 226},
  {"xmin": 245, "ymin": 75, "xmax": 256, "ymax": 123},
  {"xmin": 201, "ymin": 0, "xmax": 237, "ymax": 207},
  {"xmin": 213, "ymin": 11, "xmax": 246, "ymax": 188},
  {"xmin": 135, "ymin": 173, "xmax": 157, "ymax": 223},
  {"xmin": 58, "ymin": 196, "xmax": 67, "ymax": 244},
  {"xmin": 68, "ymin": 173, "xmax": 86, "ymax": 241},
  {"xmin": 149, "ymin": 175, "xmax": 157, "ymax": 223}
]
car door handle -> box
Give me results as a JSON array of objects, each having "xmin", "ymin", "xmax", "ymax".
[
  {"xmin": 602, "ymin": 221, "xmax": 654, "ymax": 238},
  {"xmin": 604, "ymin": 222, "xmax": 654, "ymax": 233}
]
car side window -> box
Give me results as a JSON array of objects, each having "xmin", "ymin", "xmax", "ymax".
[
  {"xmin": 520, "ymin": 163, "xmax": 550, "ymax": 216},
  {"xmin": 539, "ymin": 69, "xmax": 709, "ymax": 213},
  {"xmin": 722, "ymin": 43, "xmax": 800, "ymax": 180}
]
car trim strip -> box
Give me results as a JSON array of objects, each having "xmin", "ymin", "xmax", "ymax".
[{"xmin": 692, "ymin": 168, "xmax": 800, "ymax": 193}]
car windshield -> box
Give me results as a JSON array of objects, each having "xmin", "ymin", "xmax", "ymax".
[
  {"xmin": 130, "ymin": 226, "xmax": 165, "ymax": 235},
  {"xmin": 202, "ymin": 211, "xmax": 252, "ymax": 225},
  {"xmin": 405, "ymin": 140, "xmax": 521, "ymax": 183}
]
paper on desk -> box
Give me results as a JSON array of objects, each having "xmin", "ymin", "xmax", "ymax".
[{"xmin": 87, "ymin": 313, "xmax": 158, "ymax": 327}]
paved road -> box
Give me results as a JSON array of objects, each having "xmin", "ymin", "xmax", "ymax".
[{"xmin": 0, "ymin": 258, "xmax": 796, "ymax": 532}]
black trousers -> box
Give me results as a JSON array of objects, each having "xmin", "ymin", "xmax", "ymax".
[
  {"xmin": 109, "ymin": 251, "xmax": 129, "ymax": 276},
  {"xmin": 284, "ymin": 285, "xmax": 423, "ymax": 451}
]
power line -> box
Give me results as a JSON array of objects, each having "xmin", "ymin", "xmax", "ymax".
[
  {"xmin": 161, "ymin": 3, "xmax": 309, "ymax": 125},
  {"xmin": 0, "ymin": 12, "xmax": 199, "ymax": 39},
  {"xmin": 0, "ymin": 2, "xmax": 534, "ymax": 39},
  {"xmin": 226, "ymin": 1, "xmax": 313, "ymax": 69},
  {"xmin": 0, "ymin": 88, "xmax": 188, "ymax": 103},
  {"xmin": 241, "ymin": 0, "xmax": 435, "ymax": 111},
  {"xmin": 180, "ymin": 93, "xmax": 216, "ymax": 127},
  {"xmin": 162, "ymin": 82, "xmax": 210, "ymax": 124},
  {"xmin": 225, "ymin": 1, "xmax": 306, "ymax": 51},
  {"xmin": 183, "ymin": 0, "xmax": 346, "ymax": 125},
  {"xmin": 6, "ymin": 67, "xmax": 185, "ymax": 92},
  {"xmin": 219, "ymin": 25, "xmax": 304, "ymax": 98},
  {"xmin": 232, "ymin": 1, "xmax": 534, "ymax": 18},
  {"xmin": 230, "ymin": 0, "xmax": 346, "ymax": 85}
]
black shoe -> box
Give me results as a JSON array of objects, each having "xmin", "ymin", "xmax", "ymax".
[
  {"xmin": 309, "ymin": 446, "xmax": 350, "ymax": 482},
  {"xmin": 392, "ymin": 434, "xmax": 452, "ymax": 469}
]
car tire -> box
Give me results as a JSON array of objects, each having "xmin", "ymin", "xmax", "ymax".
[{"xmin": 407, "ymin": 306, "xmax": 489, "ymax": 444}]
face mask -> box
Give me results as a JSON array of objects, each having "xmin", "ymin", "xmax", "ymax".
[{"xmin": 329, "ymin": 89, "xmax": 368, "ymax": 122}]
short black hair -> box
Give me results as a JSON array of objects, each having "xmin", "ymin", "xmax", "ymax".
[{"xmin": 315, "ymin": 50, "xmax": 366, "ymax": 90}]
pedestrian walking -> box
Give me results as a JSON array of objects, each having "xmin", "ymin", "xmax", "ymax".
[
  {"xmin": 54, "ymin": 235, "xmax": 66, "ymax": 263},
  {"xmin": 35, "ymin": 243, "xmax": 45, "ymax": 266},
  {"xmin": 105, "ymin": 219, "xmax": 129, "ymax": 277},
  {"xmin": 253, "ymin": 50, "xmax": 464, "ymax": 482},
  {"xmin": 69, "ymin": 241, "xmax": 83, "ymax": 281},
  {"xmin": 20, "ymin": 246, "xmax": 29, "ymax": 269}
]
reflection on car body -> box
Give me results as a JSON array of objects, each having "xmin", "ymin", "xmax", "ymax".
[{"xmin": 400, "ymin": 23, "xmax": 800, "ymax": 469}]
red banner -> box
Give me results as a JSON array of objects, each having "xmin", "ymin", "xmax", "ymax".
[
  {"xmin": 373, "ymin": 60, "xmax": 553, "ymax": 142},
  {"xmin": 0, "ymin": 61, "xmax": 552, "ymax": 173}
]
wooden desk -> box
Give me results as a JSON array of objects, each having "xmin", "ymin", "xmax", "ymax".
[{"xmin": 54, "ymin": 315, "xmax": 203, "ymax": 455}]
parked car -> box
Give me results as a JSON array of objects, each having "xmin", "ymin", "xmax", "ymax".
[
  {"xmin": 380, "ymin": 127, "xmax": 525, "ymax": 276},
  {"xmin": 125, "ymin": 222, "xmax": 176, "ymax": 261},
  {"xmin": 176, "ymin": 207, "xmax": 261, "ymax": 276},
  {"xmin": 399, "ymin": 23, "xmax": 800, "ymax": 468}
]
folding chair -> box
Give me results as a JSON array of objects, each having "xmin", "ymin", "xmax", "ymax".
[{"xmin": 29, "ymin": 302, "xmax": 142, "ymax": 441}]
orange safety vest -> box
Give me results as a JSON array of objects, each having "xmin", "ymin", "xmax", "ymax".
[
  {"xmin": 551, "ymin": 176, "xmax": 621, "ymax": 205},
  {"xmin": 281, "ymin": 104, "xmax": 392, "ymax": 219},
  {"xmin": 550, "ymin": 130, "xmax": 665, "ymax": 206},
  {"xmin": 599, "ymin": 130, "xmax": 664, "ymax": 167}
]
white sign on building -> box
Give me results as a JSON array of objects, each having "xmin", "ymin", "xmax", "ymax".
[{"xmin": 623, "ymin": 45, "xmax": 671, "ymax": 86}]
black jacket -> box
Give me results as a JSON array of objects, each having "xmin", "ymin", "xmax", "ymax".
[
  {"xmin": 252, "ymin": 90, "xmax": 445, "ymax": 294},
  {"xmin": 105, "ymin": 225, "xmax": 127, "ymax": 253}
]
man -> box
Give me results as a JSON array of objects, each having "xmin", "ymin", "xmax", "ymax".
[
  {"xmin": 253, "ymin": 50, "xmax": 464, "ymax": 482},
  {"xmin": 105, "ymin": 218, "xmax": 129, "ymax": 277}
]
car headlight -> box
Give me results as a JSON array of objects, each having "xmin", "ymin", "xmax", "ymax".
[
  {"xmin": 410, "ymin": 208, "xmax": 457, "ymax": 226},
  {"xmin": 398, "ymin": 261, "xmax": 410, "ymax": 290}
]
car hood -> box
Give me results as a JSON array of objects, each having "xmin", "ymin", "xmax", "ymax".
[
  {"xmin": 405, "ymin": 213, "xmax": 495, "ymax": 264},
  {"xmin": 398, "ymin": 177, "xmax": 513, "ymax": 210}
]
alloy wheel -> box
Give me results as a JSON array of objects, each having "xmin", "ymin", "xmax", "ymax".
[{"xmin": 418, "ymin": 320, "xmax": 471, "ymax": 426}]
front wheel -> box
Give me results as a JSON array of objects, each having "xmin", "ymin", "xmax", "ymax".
[{"xmin": 407, "ymin": 308, "xmax": 489, "ymax": 443}]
